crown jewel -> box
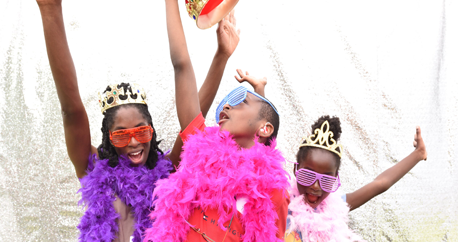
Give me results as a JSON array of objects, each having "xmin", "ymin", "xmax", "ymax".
[
  {"xmin": 185, "ymin": 0, "xmax": 239, "ymax": 29},
  {"xmin": 98, "ymin": 83, "xmax": 147, "ymax": 114},
  {"xmin": 299, "ymin": 121, "xmax": 343, "ymax": 158}
]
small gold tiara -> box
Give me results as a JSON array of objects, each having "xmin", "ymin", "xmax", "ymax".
[
  {"xmin": 299, "ymin": 121, "xmax": 343, "ymax": 158},
  {"xmin": 98, "ymin": 83, "xmax": 147, "ymax": 114}
]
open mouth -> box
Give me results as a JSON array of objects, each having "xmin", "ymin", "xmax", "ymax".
[
  {"xmin": 128, "ymin": 150, "xmax": 144, "ymax": 163},
  {"xmin": 218, "ymin": 112, "xmax": 229, "ymax": 124},
  {"xmin": 306, "ymin": 192, "xmax": 321, "ymax": 205}
]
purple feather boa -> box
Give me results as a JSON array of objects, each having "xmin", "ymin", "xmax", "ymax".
[
  {"xmin": 144, "ymin": 127, "xmax": 290, "ymax": 242},
  {"xmin": 77, "ymin": 151, "xmax": 172, "ymax": 242}
]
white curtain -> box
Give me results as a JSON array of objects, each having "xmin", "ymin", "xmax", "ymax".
[{"xmin": 0, "ymin": 0, "xmax": 457, "ymax": 241}]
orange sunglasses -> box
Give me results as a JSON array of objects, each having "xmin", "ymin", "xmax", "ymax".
[{"xmin": 109, "ymin": 125, "xmax": 154, "ymax": 148}]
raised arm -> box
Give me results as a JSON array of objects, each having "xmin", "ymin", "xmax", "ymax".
[
  {"xmin": 165, "ymin": 0, "xmax": 200, "ymax": 130},
  {"xmin": 199, "ymin": 10, "xmax": 240, "ymax": 117},
  {"xmin": 346, "ymin": 127, "xmax": 427, "ymax": 211},
  {"xmin": 166, "ymin": 9, "xmax": 241, "ymax": 169},
  {"xmin": 37, "ymin": 0, "xmax": 95, "ymax": 178},
  {"xmin": 235, "ymin": 69, "xmax": 267, "ymax": 96}
]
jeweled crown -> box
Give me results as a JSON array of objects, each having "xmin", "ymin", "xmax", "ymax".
[
  {"xmin": 299, "ymin": 121, "xmax": 343, "ymax": 158},
  {"xmin": 98, "ymin": 83, "xmax": 147, "ymax": 114}
]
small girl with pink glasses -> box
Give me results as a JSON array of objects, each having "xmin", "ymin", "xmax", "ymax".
[{"xmin": 285, "ymin": 116, "xmax": 427, "ymax": 242}]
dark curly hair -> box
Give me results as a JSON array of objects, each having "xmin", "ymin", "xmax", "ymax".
[
  {"xmin": 97, "ymin": 83, "xmax": 163, "ymax": 169},
  {"xmin": 296, "ymin": 115, "xmax": 342, "ymax": 172}
]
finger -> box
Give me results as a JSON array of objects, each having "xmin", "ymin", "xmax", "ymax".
[
  {"xmin": 235, "ymin": 75, "xmax": 243, "ymax": 83},
  {"xmin": 416, "ymin": 126, "xmax": 422, "ymax": 140},
  {"xmin": 236, "ymin": 69, "xmax": 245, "ymax": 77},
  {"xmin": 245, "ymin": 71, "xmax": 250, "ymax": 76},
  {"xmin": 228, "ymin": 10, "xmax": 233, "ymax": 24},
  {"xmin": 217, "ymin": 20, "xmax": 222, "ymax": 31},
  {"xmin": 231, "ymin": 10, "xmax": 236, "ymax": 27},
  {"xmin": 413, "ymin": 141, "xmax": 417, "ymax": 148}
]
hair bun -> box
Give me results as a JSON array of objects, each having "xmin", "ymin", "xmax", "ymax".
[{"xmin": 311, "ymin": 115, "xmax": 342, "ymax": 141}]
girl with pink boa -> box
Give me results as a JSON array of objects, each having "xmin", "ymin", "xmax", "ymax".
[{"xmin": 286, "ymin": 115, "xmax": 427, "ymax": 242}]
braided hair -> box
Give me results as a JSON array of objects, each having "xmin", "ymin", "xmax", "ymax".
[
  {"xmin": 296, "ymin": 115, "xmax": 342, "ymax": 172},
  {"xmin": 97, "ymin": 83, "xmax": 163, "ymax": 169}
]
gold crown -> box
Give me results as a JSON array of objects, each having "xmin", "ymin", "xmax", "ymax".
[
  {"xmin": 98, "ymin": 83, "xmax": 147, "ymax": 114},
  {"xmin": 299, "ymin": 121, "xmax": 343, "ymax": 158},
  {"xmin": 185, "ymin": 0, "xmax": 239, "ymax": 29}
]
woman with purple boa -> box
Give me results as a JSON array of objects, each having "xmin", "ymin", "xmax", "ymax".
[{"xmin": 78, "ymin": 153, "xmax": 171, "ymax": 242}]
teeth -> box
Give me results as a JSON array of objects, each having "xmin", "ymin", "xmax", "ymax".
[{"xmin": 130, "ymin": 151, "xmax": 141, "ymax": 156}]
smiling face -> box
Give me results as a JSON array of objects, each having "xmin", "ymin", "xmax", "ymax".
[
  {"xmin": 110, "ymin": 106, "xmax": 151, "ymax": 166},
  {"xmin": 296, "ymin": 148, "xmax": 339, "ymax": 209},
  {"xmin": 218, "ymin": 93, "xmax": 267, "ymax": 148}
]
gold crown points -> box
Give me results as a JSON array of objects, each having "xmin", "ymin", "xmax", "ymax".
[
  {"xmin": 185, "ymin": 0, "xmax": 209, "ymax": 22},
  {"xmin": 98, "ymin": 83, "xmax": 147, "ymax": 114},
  {"xmin": 299, "ymin": 121, "xmax": 343, "ymax": 158}
]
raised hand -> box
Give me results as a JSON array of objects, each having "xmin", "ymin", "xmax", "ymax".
[
  {"xmin": 413, "ymin": 126, "xmax": 427, "ymax": 161},
  {"xmin": 235, "ymin": 69, "xmax": 267, "ymax": 96},
  {"xmin": 216, "ymin": 10, "xmax": 240, "ymax": 59}
]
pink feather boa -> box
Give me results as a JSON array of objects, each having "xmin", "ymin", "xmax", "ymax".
[
  {"xmin": 287, "ymin": 178, "xmax": 364, "ymax": 242},
  {"xmin": 144, "ymin": 126, "xmax": 290, "ymax": 242}
]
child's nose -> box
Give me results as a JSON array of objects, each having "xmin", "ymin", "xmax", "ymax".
[
  {"xmin": 310, "ymin": 180, "xmax": 321, "ymax": 191},
  {"xmin": 223, "ymin": 103, "xmax": 232, "ymax": 110}
]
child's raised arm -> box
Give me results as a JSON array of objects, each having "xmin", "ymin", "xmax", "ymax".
[
  {"xmin": 346, "ymin": 127, "xmax": 428, "ymax": 211},
  {"xmin": 198, "ymin": 11, "xmax": 240, "ymax": 117},
  {"xmin": 166, "ymin": 8, "xmax": 241, "ymax": 168},
  {"xmin": 37, "ymin": 0, "xmax": 94, "ymax": 178}
]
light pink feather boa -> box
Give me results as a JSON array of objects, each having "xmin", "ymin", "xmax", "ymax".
[
  {"xmin": 144, "ymin": 126, "xmax": 290, "ymax": 242},
  {"xmin": 287, "ymin": 178, "xmax": 364, "ymax": 242}
]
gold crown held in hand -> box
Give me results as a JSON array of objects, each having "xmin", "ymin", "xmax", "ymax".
[
  {"xmin": 98, "ymin": 83, "xmax": 147, "ymax": 114},
  {"xmin": 185, "ymin": 0, "xmax": 239, "ymax": 29},
  {"xmin": 299, "ymin": 121, "xmax": 343, "ymax": 158}
]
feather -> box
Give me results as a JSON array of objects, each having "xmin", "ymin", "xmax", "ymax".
[{"xmin": 144, "ymin": 127, "xmax": 290, "ymax": 242}]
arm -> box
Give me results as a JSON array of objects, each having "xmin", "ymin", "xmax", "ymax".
[
  {"xmin": 37, "ymin": 0, "xmax": 95, "ymax": 178},
  {"xmin": 167, "ymin": 9, "xmax": 240, "ymax": 169},
  {"xmin": 199, "ymin": 10, "xmax": 240, "ymax": 117},
  {"xmin": 346, "ymin": 126, "xmax": 427, "ymax": 211},
  {"xmin": 235, "ymin": 69, "xmax": 267, "ymax": 96},
  {"xmin": 165, "ymin": 0, "xmax": 200, "ymax": 130}
]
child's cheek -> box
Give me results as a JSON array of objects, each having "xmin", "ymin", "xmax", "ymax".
[{"xmin": 297, "ymin": 183, "xmax": 308, "ymax": 196}]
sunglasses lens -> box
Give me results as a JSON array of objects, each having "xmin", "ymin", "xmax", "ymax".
[
  {"xmin": 111, "ymin": 132, "xmax": 131, "ymax": 147},
  {"xmin": 296, "ymin": 169, "xmax": 317, "ymax": 186},
  {"xmin": 133, "ymin": 126, "xmax": 153, "ymax": 143},
  {"xmin": 227, "ymin": 87, "xmax": 247, "ymax": 106},
  {"xmin": 320, "ymin": 175, "xmax": 338, "ymax": 192},
  {"xmin": 215, "ymin": 87, "xmax": 248, "ymax": 123}
]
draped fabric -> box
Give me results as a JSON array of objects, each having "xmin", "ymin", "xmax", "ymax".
[{"xmin": 0, "ymin": 0, "xmax": 457, "ymax": 241}]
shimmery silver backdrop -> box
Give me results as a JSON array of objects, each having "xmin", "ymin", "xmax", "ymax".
[{"xmin": 1, "ymin": 0, "xmax": 457, "ymax": 241}]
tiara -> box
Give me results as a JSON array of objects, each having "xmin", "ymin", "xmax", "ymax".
[
  {"xmin": 299, "ymin": 121, "xmax": 343, "ymax": 158},
  {"xmin": 98, "ymin": 83, "xmax": 147, "ymax": 114},
  {"xmin": 185, "ymin": 0, "xmax": 239, "ymax": 29}
]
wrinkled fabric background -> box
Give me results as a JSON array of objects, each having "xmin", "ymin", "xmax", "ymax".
[{"xmin": 0, "ymin": 0, "xmax": 457, "ymax": 241}]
